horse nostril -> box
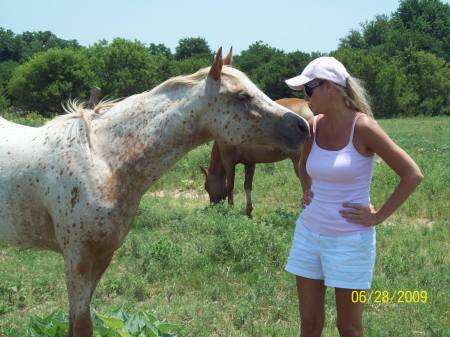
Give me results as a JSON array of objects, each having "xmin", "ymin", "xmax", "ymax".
[{"xmin": 298, "ymin": 120, "xmax": 309, "ymax": 135}]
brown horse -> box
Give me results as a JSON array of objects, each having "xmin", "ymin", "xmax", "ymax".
[{"xmin": 201, "ymin": 97, "xmax": 313, "ymax": 216}]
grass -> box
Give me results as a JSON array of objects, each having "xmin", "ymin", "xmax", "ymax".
[{"xmin": 0, "ymin": 112, "xmax": 449, "ymax": 336}]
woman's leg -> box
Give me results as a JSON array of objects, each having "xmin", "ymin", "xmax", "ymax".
[
  {"xmin": 296, "ymin": 276, "xmax": 326, "ymax": 337},
  {"xmin": 335, "ymin": 288, "xmax": 364, "ymax": 337}
]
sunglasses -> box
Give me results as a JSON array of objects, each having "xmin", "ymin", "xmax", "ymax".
[{"xmin": 304, "ymin": 80, "xmax": 325, "ymax": 97}]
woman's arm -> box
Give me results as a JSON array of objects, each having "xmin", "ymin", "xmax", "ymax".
[{"xmin": 341, "ymin": 117, "xmax": 423, "ymax": 225}]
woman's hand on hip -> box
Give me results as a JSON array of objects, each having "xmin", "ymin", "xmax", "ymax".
[
  {"xmin": 340, "ymin": 202, "xmax": 381, "ymax": 226},
  {"xmin": 301, "ymin": 189, "xmax": 314, "ymax": 209}
]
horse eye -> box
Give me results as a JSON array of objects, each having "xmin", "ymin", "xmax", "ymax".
[{"xmin": 236, "ymin": 91, "xmax": 252, "ymax": 101}]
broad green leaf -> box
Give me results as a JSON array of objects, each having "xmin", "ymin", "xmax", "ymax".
[
  {"xmin": 144, "ymin": 324, "xmax": 161, "ymax": 337},
  {"xmin": 157, "ymin": 323, "xmax": 179, "ymax": 333},
  {"xmin": 143, "ymin": 312, "xmax": 159, "ymax": 324},
  {"xmin": 125, "ymin": 313, "xmax": 148, "ymax": 333},
  {"xmin": 117, "ymin": 329, "xmax": 133, "ymax": 337},
  {"xmin": 95, "ymin": 312, "xmax": 125, "ymax": 329}
]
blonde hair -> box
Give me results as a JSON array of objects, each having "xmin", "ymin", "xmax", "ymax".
[{"xmin": 335, "ymin": 76, "xmax": 373, "ymax": 118}]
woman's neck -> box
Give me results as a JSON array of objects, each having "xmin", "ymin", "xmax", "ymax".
[{"xmin": 321, "ymin": 99, "xmax": 356, "ymax": 130}]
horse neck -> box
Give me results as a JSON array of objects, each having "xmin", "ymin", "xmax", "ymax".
[
  {"xmin": 91, "ymin": 88, "xmax": 210, "ymax": 195},
  {"xmin": 208, "ymin": 142, "xmax": 226, "ymax": 177}
]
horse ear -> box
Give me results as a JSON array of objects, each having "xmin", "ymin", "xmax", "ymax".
[
  {"xmin": 223, "ymin": 47, "xmax": 233, "ymax": 66},
  {"xmin": 199, "ymin": 166, "xmax": 208, "ymax": 176},
  {"xmin": 208, "ymin": 47, "xmax": 223, "ymax": 81}
]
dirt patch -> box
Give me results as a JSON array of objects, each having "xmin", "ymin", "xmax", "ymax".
[
  {"xmin": 149, "ymin": 189, "xmax": 208, "ymax": 200},
  {"xmin": 0, "ymin": 250, "xmax": 8, "ymax": 262},
  {"xmin": 414, "ymin": 218, "xmax": 434, "ymax": 229},
  {"xmin": 380, "ymin": 217, "xmax": 434, "ymax": 229}
]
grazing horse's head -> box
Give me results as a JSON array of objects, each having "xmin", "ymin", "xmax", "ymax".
[
  {"xmin": 200, "ymin": 47, "xmax": 309, "ymax": 149},
  {"xmin": 201, "ymin": 166, "xmax": 227, "ymax": 203}
]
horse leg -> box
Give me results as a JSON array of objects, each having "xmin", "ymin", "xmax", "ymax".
[
  {"xmin": 64, "ymin": 247, "xmax": 114, "ymax": 337},
  {"xmin": 244, "ymin": 164, "xmax": 255, "ymax": 217},
  {"xmin": 291, "ymin": 152, "xmax": 301, "ymax": 179},
  {"xmin": 64, "ymin": 250, "xmax": 93, "ymax": 337},
  {"xmin": 224, "ymin": 163, "xmax": 236, "ymax": 206}
]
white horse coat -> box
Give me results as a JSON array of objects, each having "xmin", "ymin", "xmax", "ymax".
[{"xmin": 0, "ymin": 48, "xmax": 308, "ymax": 337}]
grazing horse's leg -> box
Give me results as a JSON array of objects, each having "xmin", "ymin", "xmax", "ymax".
[
  {"xmin": 244, "ymin": 164, "xmax": 256, "ymax": 217},
  {"xmin": 223, "ymin": 162, "xmax": 236, "ymax": 206},
  {"xmin": 64, "ymin": 246, "xmax": 114, "ymax": 337},
  {"xmin": 290, "ymin": 151, "xmax": 301, "ymax": 178}
]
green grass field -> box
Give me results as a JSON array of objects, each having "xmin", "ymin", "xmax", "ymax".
[{"xmin": 0, "ymin": 112, "xmax": 449, "ymax": 336}]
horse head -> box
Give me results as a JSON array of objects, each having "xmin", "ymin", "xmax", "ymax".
[
  {"xmin": 199, "ymin": 48, "xmax": 309, "ymax": 204},
  {"xmin": 200, "ymin": 165, "xmax": 227, "ymax": 203},
  {"xmin": 201, "ymin": 47, "xmax": 309, "ymax": 150}
]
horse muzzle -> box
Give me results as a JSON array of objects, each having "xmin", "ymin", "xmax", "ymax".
[{"xmin": 277, "ymin": 111, "xmax": 310, "ymax": 149}]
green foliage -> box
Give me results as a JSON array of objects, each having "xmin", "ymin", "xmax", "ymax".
[
  {"xmin": 168, "ymin": 54, "xmax": 211, "ymax": 77},
  {"xmin": 0, "ymin": 85, "xmax": 10, "ymax": 110},
  {"xmin": 0, "ymin": 109, "xmax": 48, "ymax": 126},
  {"xmin": 148, "ymin": 43, "xmax": 173, "ymax": 58},
  {"xmin": 7, "ymin": 48, "xmax": 94, "ymax": 114},
  {"xmin": 0, "ymin": 60, "xmax": 19, "ymax": 86},
  {"xmin": 86, "ymin": 38, "xmax": 170, "ymax": 98},
  {"xmin": 0, "ymin": 27, "xmax": 81, "ymax": 63},
  {"xmin": 0, "ymin": 28, "xmax": 19, "ymax": 61},
  {"xmin": 394, "ymin": 0, "xmax": 450, "ymax": 59},
  {"xmin": 335, "ymin": 0, "xmax": 450, "ymax": 117},
  {"xmin": 234, "ymin": 41, "xmax": 316, "ymax": 99},
  {"xmin": 27, "ymin": 309, "xmax": 179, "ymax": 337},
  {"xmin": 174, "ymin": 37, "xmax": 212, "ymax": 61},
  {"xmin": 396, "ymin": 48, "xmax": 450, "ymax": 115},
  {"xmin": 2, "ymin": 0, "xmax": 450, "ymax": 117},
  {"xmin": 0, "ymin": 60, "xmax": 19, "ymax": 109}
]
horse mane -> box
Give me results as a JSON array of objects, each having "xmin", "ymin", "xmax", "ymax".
[
  {"xmin": 47, "ymin": 65, "xmax": 249, "ymax": 129},
  {"xmin": 47, "ymin": 98, "xmax": 119, "ymax": 128},
  {"xmin": 150, "ymin": 65, "xmax": 249, "ymax": 94}
]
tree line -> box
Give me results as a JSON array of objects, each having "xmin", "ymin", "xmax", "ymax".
[{"xmin": 0, "ymin": 0, "xmax": 448, "ymax": 117}]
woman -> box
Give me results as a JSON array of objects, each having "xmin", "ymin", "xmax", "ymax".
[{"xmin": 284, "ymin": 57, "xmax": 423, "ymax": 337}]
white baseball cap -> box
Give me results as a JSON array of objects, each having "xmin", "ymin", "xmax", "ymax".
[{"xmin": 285, "ymin": 56, "xmax": 350, "ymax": 90}]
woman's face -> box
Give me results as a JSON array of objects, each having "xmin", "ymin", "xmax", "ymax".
[{"xmin": 304, "ymin": 79, "xmax": 327, "ymax": 113}]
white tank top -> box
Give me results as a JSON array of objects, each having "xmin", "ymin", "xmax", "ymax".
[{"xmin": 297, "ymin": 113, "xmax": 375, "ymax": 235}]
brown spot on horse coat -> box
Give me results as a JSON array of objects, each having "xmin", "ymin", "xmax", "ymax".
[{"xmin": 70, "ymin": 187, "xmax": 79, "ymax": 208}]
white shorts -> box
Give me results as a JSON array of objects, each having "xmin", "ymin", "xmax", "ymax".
[{"xmin": 285, "ymin": 223, "xmax": 376, "ymax": 289}]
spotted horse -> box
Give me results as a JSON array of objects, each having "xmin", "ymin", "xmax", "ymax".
[{"xmin": 0, "ymin": 48, "xmax": 309, "ymax": 337}]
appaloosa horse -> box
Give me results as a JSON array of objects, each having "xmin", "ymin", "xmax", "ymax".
[
  {"xmin": 0, "ymin": 48, "xmax": 309, "ymax": 337},
  {"xmin": 201, "ymin": 97, "xmax": 313, "ymax": 216}
]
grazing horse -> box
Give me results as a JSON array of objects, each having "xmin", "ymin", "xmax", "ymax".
[
  {"xmin": 0, "ymin": 48, "xmax": 309, "ymax": 337},
  {"xmin": 201, "ymin": 97, "xmax": 313, "ymax": 216}
]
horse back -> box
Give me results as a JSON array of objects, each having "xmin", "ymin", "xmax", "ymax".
[{"xmin": 275, "ymin": 98, "xmax": 313, "ymax": 120}]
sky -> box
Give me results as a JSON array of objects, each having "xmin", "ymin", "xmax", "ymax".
[{"xmin": 0, "ymin": 0, "xmax": 402, "ymax": 55}]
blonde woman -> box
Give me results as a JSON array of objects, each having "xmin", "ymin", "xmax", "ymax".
[{"xmin": 284, "ymin": 57, "xmax": 423, "ymax": 337}]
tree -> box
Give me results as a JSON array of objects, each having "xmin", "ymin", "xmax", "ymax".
[
  {"xmin": 393, "ymin": 0, "xmax": 450, "ymax": 60},
  {"xmin": 362, "ymin": 15, "xmax": 392, "ymax": 48},
  {"xmin": 86, "ymin": 38, "xmax": 168, "ymax": 98},
  {"xmin": 148, "ymin": 43, "xmax": 173, "ymax": 58},
  {"xmin": 234, "ymin": 42, "xmax": 315, "ymax": 99},
  {"xmin": 0, "ymin": 60, "xmax": 19, "ymax": 87},
  {"xmin": 174, "ymin": 37, "xmax": 212, "ymax": 60},
  {"xmin": 0, "ymin": 28, "xmax": 81, "ymax": 63},
  {"xmin": 396, "ymin": 48, "xmax": 450, "ymax": 115},
  {"xmin": 339, "ymin": 30, "xmax": 366, "ymax": 49},
  {"xmin": 7, "ymin": 48, "xmax": 94, "ymax": 114},
  {"xmin": 234, "ymin": 41, "xmax": 282, "ymax": 75},
  {"xmin": 0, "ymin": 60, "xmax": 18, "ymax": 109},
  {"xmin": 0, "ymin": 28, "xmax": 21, "ymax": 62}
]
